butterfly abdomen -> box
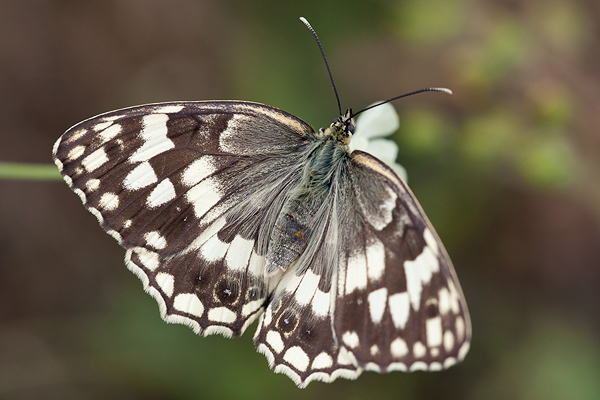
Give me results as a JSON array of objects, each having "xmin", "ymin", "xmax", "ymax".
[{"xmin": 264, "ymin": 138, "xmax": 347, "ymax": 275}]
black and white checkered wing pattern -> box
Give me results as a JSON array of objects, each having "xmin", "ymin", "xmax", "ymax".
[
  {"xmin": 53, "ymin": 101, "xmax": 315, "ymax": 337},
  {"xmin": 253, "ymin": 164, "xmax": 362, "ymax": 386},
  {"xmin": 54, "ymin": 99, "xmax": 470, "ymax": 388},
  {"xmin": 252, "ymin": 151, "xmax": 470, "ymax": 387},
  {"xmin": 335, "ymin": 151, "xmax": 471, "ymax": 372}
]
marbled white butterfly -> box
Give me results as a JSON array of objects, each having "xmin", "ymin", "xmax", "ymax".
[{"xmin": 52, "ymin": 17, "xmax": 470, "ymax": 387}]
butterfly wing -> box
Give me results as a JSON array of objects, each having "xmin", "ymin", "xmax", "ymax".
[
  {"xmin": 337, "ymin": 150, "xmax": 471, "ymax": 371},
  {"xmin": 253, "ymin": 161, "xmax": 362, "ymax": 386},
  {"xmin": 53, "ymin": 100, "xmax": 316, "ymax": 337},
  {"xmin": 253, "ymin": 149, "xmax": 470, "ymax": 387}
]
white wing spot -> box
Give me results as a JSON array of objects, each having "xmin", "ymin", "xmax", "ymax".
[
  {"xmin": 262, "ymin": 306, "xmax": 273, "ymax": 326},
  {"xmin": 155, "ymin": 272, "xmax": 175, "ymax": 297},
  {"xmin": 410, "ymin": 361, "xmax": 428, "ymax": 371},
  {"xmin": 88, "ymin": 206, "xmax": 101, "ymax": 222},
  {"xmin": 64, "ymin": 128, "xmax": 87, "ymax": 144},
  {"xmin": 337, "ymin": 346, "xmax": 358, "ymax": 366},
  {"xmin": 413, "ymin": 342, "xmax": 427, "ymax": 358},
  {"xmin": 200, "ymin": 234, "xmax": 229, "ymax": 263},
  {"xmin": 429, "ymin": 361, "xmax": 443, "ymax": 371},
  {"xmin": 92, "ymin": 121, "xmax": 113, "ymax": 131},
  {"xmin": 458, "ymin": 342, "xmax": 470, "ymax": 360},
  {"xmin": 123, "ymin": 219, "xmax": 132, "ymax": 229},
  {"xmin": 311, "ymin": 352, "xmax": 333, "ymax": 369},
  {"xmin": 129, "ymin": 114, "xmax": 175, "ymax": 163},
  {"xmin": 390, "ymin": 337, "xmax": 408, "ymax": 358},
  {"xmin": 99, "ymin": 192, "xmax": 119, "ymax": 211},
  {"xmin": 144, "ymin": 231, "xmax": 167, "ymax": 250},
  {"xmin": 423, "ymin": 228, "xmax": 439, "ymax": 256},
  {"xmin": 365, "ymin": 362, "xmax": 381, "ymax": 372},
  {"xmin": 75, "ymin": 188, "xmax": 87, "ymax": 204},
  {"xmin": 134, "ymin": 249, "xmax": 160, "ymax": 271},
  {"xmin": 388, "ymin": 362, "xmax": 408, "ymax": 372},
  {"xmin": 426, "ymin": 316, "xmax": 443, "ymax": 347},
  {"xmin": 123, "ymin": 161, "xmax": 158, "ymax": 190},
  {"xmin": 107, "ymin": 229, "xmax": 122, "ymax": 243},
  {"xmin": 82, "ymin": 147, "xmax": 108, "ymax": 172},
  {"xmin": 204, "ymin": 326, "xmax": 233, "ymax": 337},
  {"xmin": 154, "ymin": 105, "xmax": 184, "ymax": 113},
  {"xmin": 266, "ymin": 330, "xmax": 285, "ymax": 353},
  {"xmin": 294, "ymin": 269, "xmax": 321, "ymax": 306},
  {"xmin": 388, "ymin": 292, "xmax": 410, "ymax": 329},
  {"xmin": 404, "ymin": 246, "xmax": 439, "ymax": 311},
  {"xmin": 283, "ymin": 346, "xmax": 310, "ymax": 372},
  {"xmin": 310, "ymin": 289, "xmax": 330, "ymax": 318},
  {"xmin": 182, "ymin": 156, "xmax": 217, "ymax": 187},
  {"xmin": 438, "ymin": 287, "xmax": 451, "ymax": 315},
  {"xmin": 241, "ymin": 300, "xmax": 262, "ymax": 317},
  {"xmin": 281, "ymin": 273, "xmax": 302, "ymax": 295},
  {"xmin": 342, "ymin": 331, "xmax": 360, "ymax": 349},
  {"xmin": 86, "ymin": 178, "xmax": 100, "ymax": 192},
  {"xmin": 370, "ymin": 345, "xmax": 380, "ymax": 356},
  {"xmin": 67, "ymin": 145, "xmax": 85, "ymax": 161},
  {"xmin": 186, "ymin": 177, "xmax": 222, "ymax": 219},
  {"xmin": 448, "ymin": 280, "xmax": 461, "ymax": 314},
  {"xmin": 345, "ymin": 251, "xmax": 367, "ymax": 294},
  {"xmin": 367, "ymin": 288, "xmax": 388, "ymax": 324},
  {"xmin": 98, "ymin": 123, "xmax": 122, "ymax": 143},
  {"xmin": 225, "ymin": 235, "xmax": 254, "ymax": 272},
  {"xmin": 444, "ymin": 357, "xmax": 457, "ymax": 369},
  {"xmin": 147, "ymin": 178, "xmax": 176, "ymax": 208},
  {"xmin": 366, "ymin": 238, "xmax": 386, "ymax": 282},
  {"xmin": 248, "ymin": 250, "xmax": 266, "ymax": 278},
  {"xmin": 443, "ymin": 330, "xmax": 455, "ymax": 353},
  {"xmin": 219, "ymin": 115, "xmax": 253, "ymax": 153},
  {"xmin": 173, "ymin": 293, "xmax": 204, "ymax": 318},
  {"xmin": 188, "ymin": 217, "xmax": 226, "ymax": 251},
  {"xmin": 207, "ymin": 307, "xmax": 236, "ymax": 324}
]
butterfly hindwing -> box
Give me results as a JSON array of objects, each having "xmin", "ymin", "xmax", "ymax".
[
  {"xmin": 53, "ymin": 101, "xmax": 316, "ymax": 337},
  {"xmin": 253, "ymin": 163, "xmax": 363, "ymax": 386},
  {"xmin": 334, "ymin": 151, "xmax": 471, "ymax": 371}
]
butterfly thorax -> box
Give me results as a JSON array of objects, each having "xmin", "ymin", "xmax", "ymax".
[{"xmin": 319, "ymin": 108, "xmax": 355, "ymax": 146}]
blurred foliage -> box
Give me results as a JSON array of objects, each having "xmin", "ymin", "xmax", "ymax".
[
  {"xmin": 1, "ymin": 0, "xmax": 600, "ymax": 399},
  {"xmin": 393, "ymin": 0, "xmax": 466, "ymax": 44}
]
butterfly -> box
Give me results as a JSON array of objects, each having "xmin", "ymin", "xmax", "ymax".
[{"xmin": 52, "ymin": 18, "xmax": 470, "ymax": 388}]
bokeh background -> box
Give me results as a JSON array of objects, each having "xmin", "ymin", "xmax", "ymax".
[{"xmin": 1, "ymin": 0, "xmax": 600, "ymax": 399}]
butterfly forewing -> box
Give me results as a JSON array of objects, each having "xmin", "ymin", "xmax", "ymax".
[
  {"xmin": 53, "ymin": 101, "xmax": 316, "ymax": 337},
  {"xmin": 54, "ymin": 99, "xmax": 470, "ymax": 387}
]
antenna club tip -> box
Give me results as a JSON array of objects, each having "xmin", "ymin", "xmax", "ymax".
[
  {"xmin": 432, "ymin": 87, "xmax": 453, "ymax": 95},
  {"xmin": 299, "ymin": 17, "xmax": 311, "ymax": 28}
]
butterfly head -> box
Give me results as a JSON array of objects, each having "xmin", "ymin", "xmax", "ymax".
[{"xmin": 320, "ymin": 108, "xmax": 355, "ymax": 146}]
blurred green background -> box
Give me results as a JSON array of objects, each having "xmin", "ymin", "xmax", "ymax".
[{"xmin": 1, "ymin": 0, "xmax": 600, "ymax": 399}]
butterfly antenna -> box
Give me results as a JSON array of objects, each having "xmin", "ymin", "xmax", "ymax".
[
  {"xmin": 351, "ymin": 87, "xmax": 453, "ymax": 118},
  {"xmin": 300, "ymin": 17, "xmax": 343, "ymax": 118}
]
